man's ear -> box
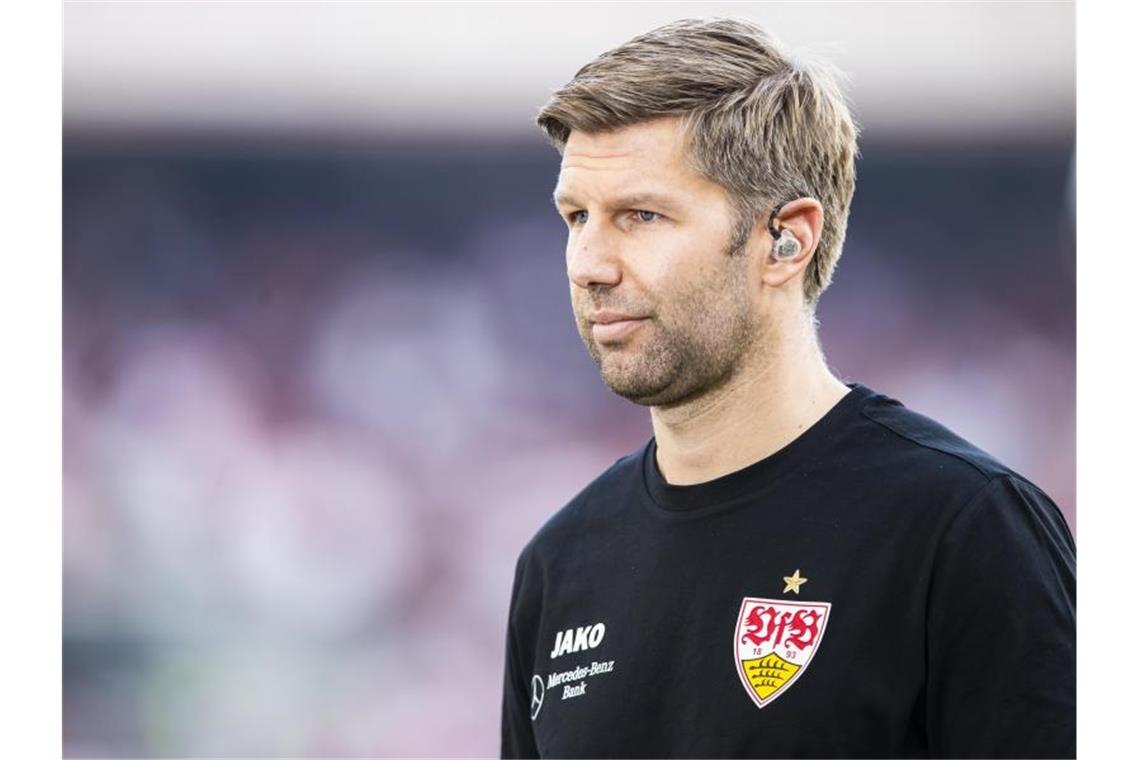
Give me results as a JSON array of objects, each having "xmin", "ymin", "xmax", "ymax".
[{"xmin": 759, "ymin": 197, "xmax": 824, "ymax": 290}]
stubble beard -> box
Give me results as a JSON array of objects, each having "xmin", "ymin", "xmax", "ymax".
[{"xmin": 576, "ymin": 254, "xmax": 762, "ymax": 409}]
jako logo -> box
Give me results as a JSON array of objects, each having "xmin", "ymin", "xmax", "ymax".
[{"xmin": 550, "ymin": 622, "xmax": 606, "ymax": 659}]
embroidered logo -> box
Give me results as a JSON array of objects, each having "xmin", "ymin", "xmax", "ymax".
[
  {"xmin": 782, "ymin": 568, "xmax": 808, "ymax": 594},
  {"xmin": 532, "ymin": 620, "xmax": 617, "ymax": 714},
  {"xmin": 530, "ymin": 675, "xmax": 545, "ymax": 719},
  {"xmin": 550, "ymin": 622, "xmax": 606, "ymax": 659},
  {"xmin": 734, "ymin": 597, "xmax": 831, "ymax": 710}
]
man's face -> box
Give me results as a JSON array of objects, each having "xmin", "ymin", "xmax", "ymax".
[{"xmin": 553, "ymin": 116, "xmax": 767, "ymax": 408}]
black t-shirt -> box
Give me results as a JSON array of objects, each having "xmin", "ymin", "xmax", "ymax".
[{"xmin": 500, "ymin": 383, "xmax": 1075, "ymax": 758}]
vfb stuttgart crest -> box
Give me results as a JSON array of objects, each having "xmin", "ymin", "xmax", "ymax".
[{"xmin": 734, "ymin": 597, "xmax": 831, "ymax": 710}]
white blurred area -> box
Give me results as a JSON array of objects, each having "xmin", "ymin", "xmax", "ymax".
[{"xmin": 65, "ymin": 1, "xmax": 1074, "ymax": 140}]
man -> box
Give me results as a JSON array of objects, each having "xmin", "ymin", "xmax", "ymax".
[{"xmin": 500, "ymin": 17, "xmax": 1074, "ymax": 759}]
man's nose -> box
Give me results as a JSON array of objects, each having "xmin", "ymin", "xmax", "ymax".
[{"xmin": 567, "ymin": 220, "xmax": 622, "ymax": 290}]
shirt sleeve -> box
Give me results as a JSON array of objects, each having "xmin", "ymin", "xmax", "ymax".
[
  {"xmin": 501, "ymin": 546, "xmax": 541, "ymax": 759},
  {"xmin": 925, "ymin": 474, "xmax": 1076, "ymax": 758}
]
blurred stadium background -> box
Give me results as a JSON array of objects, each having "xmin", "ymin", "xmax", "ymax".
[{"xmin": 63, "ymin": 2, "xmax": 1074, "ymax": 757}]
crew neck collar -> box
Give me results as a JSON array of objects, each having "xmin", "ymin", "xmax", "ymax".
[{"xmin": 640, "ymin": 382, "xmax": 876, "ymax": 518}]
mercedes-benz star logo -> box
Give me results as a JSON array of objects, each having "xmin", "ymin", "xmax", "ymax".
[{"xmin": 530, "ymin": 675, "xmax": 545, "ymax": 719}]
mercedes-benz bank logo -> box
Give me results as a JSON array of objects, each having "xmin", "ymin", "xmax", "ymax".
[{"xmin": 530, "ymin": 675, "xmax": 545, "ymax": 719}]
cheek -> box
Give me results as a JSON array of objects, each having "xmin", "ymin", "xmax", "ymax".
[
  {"xmin": 635, "ymin": 232, "xmax": 706, "ymax": 288},
  {"xmin": 664, "ymin": 258, "xmax": 754, "ymax": 326},
  {"xmin": 649, "ymin": 237, "xmax": 727, "ymax": 297}
]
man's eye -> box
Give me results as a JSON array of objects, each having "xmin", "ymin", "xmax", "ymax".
[
  {"xmin": 567, "ymin": 210, "xmax": 588, "ymax": 225},
  {"xmin": 634, "ymin": 210, "xmax": 662, "ymax": 223}
]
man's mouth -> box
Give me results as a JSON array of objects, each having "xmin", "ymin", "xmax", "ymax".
[{"xmin": 591, "ymin": 317, "xmax": 649, "ymax": 343}]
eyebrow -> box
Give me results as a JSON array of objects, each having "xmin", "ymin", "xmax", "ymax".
[{"xmin": 551, "ymin": 190, "xmax": 684, "ymax": 214}]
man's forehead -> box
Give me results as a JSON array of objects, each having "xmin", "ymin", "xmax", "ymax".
[
  {"xmin": 561, "ymin": 118, "xmax": 687, "ymax": 167},
  {"xmin": 554, "ymin": 120, "xmax": 705, "ymax": 205}
]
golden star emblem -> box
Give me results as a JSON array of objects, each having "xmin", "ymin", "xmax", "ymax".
[{"xmin": 782, "ymin": 569, "xmax": 808, "ymax": 595}]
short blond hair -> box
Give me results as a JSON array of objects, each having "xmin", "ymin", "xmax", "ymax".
[{"xmin": 537, "ymin": 18, "xmax": 859, "ymax": 306}]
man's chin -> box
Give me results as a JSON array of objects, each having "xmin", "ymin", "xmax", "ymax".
[
  {"xmin": 599, "ymin": 369, "xmax": 674, "ymax": 407},
  {"xmin": 584, "ymin": 336, "xmax": 683, "ymax": 406}
]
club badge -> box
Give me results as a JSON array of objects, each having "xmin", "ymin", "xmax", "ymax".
[{"xmin": 734, "ymin": 596, "xmax": 831, "ymax": 711}]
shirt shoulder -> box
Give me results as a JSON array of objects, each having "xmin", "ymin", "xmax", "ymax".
[
  {"xmin": 841, "ymin": 387, "xmax": 1038, "ymax": 507},
  {"xmin": 855, "ymin": 389, "xmax": 1014, "ymax": 479},
  {"xmin": 852, "ymin": 382, "xmax": 1071, "ymax": 544},
  {"xmin": 852, "ymin": 387, "xmax": 1021, "ymax": 480}
]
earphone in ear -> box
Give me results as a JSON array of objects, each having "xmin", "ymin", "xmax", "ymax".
[
  {"xmin": 765, "ymin": 197, "xmax": 805, "ymax": 261},
  {"xmin": 772, "ymin": 229, "xmax": 801, "ymax": 260}
]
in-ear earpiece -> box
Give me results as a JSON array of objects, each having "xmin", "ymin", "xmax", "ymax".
[
  {"xmin": 772, "ymin": 229, "xmax": 801, "ymax": 260},
  {"xmin": 766, "ymin": 198, "xmax": 805, "ymax": 261}
]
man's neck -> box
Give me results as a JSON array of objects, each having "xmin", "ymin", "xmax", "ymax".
[{"xmin": 649, "ymin": 317, "xmax": 850, "ymax": 486}]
